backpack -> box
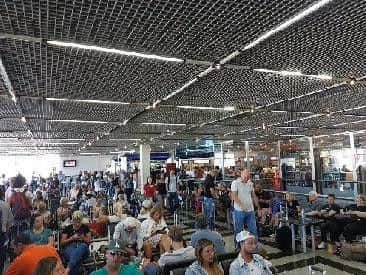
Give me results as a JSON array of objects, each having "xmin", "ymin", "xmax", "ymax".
[
  {"xmin": 11, "ymin": 191, "xmax": 31, "ymax": 221},
  {"xmin": 275, "ymin": 225, "xmax": 292, "ymax": 251}
]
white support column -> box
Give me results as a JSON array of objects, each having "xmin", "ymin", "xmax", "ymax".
[
  {"xmin": 349, "ymin": 132, "xmax": 358, "ymax": 177},
  {"xmin": 308, "ymin": 137, "xmax": 316, "ymax": 191},
  {"xmin": 277, "ymin": 140, "xmax": 281, "ymax": 177},
  {"xmin": 245, "ymin": 141, "xmax": 250, "ymax": 171},
  {"xmin": 139, "ymin": 144, "xmax": 151, "ymax": 194},
  {"xmin": 221, "ymin": 143, "xmax": 225, "ymax": 180}
]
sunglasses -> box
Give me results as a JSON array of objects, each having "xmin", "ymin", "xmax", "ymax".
[{"xmin": 108, "ymin": 251, "xmax": 125, "ymax": 256}]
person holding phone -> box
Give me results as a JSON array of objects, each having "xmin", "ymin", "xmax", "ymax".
[{"xmin": 61, "ymin": 211, "xmax": 91, "ymax": 275}]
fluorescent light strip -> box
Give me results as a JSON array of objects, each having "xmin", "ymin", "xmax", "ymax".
[
  {"xmin": 243, "ymin": 0, "xmax": 333, "ymax": 50},
  {"xmin": 46, "ymin": 98, "xmax": 130, "ymax": 105},
  {"xmin": 48, "ymin": 119, "xmax": 109, "ymax": 124},
  {"xmin": 142, "ymin": 122, "xmax": 186, "ymax": 126},
  {"xmin": 281, "ymin": 134, "xmax": 306, "ymax": 137},
  {"xmin": 110, "ymin": 139, "xmax": 141, "ymax": 141},
  {"xmin": 79, "ymin": 152, "xmax": 101, "ymax": 155},
  {"xmin": 177, "ymin": 105, "xmax": 235, "ymax": 111},
  {"xmin": 44, "ymin": 142, "xmax": 79, "ymax": 145},
  {"xmin": 254, "ymin": 68, "xmax": 332, "ymax": 80},
  {"xmin": 47, "ymin": 41, "xmax": 183, "ymax": 63}
]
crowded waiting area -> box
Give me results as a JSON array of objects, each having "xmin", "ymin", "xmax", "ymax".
[{"xmin": 1, "ymin": 0, "xmax": 366, "ymax": 274}]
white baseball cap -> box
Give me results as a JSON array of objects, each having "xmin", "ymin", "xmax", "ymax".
[{"xmin": 236, "ymin": 230, "xmax": 255, "ymax": 243}]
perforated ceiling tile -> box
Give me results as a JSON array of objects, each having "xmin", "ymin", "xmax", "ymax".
[
  {"xmin": 233, "ymin": 0, "xmax": 366, "ymax": 77},
  {"xmin": 1, "ymin": 0, "xmax": 317, "ymax": 61},
  {"xmin": 0, "ymin": 39, "xmax": 204, "ymax": 101}
]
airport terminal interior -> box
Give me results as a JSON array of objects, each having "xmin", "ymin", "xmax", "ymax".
[{"xmin": 1, "ymin": 0, "xmax": 366, "ymax": 274}]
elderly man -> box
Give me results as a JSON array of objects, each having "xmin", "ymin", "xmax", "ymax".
[
  {"xmin": 91, "ymin": 239, "xmax": 140, "ymax": 275},
  {"xmin": 113, "ymin": 217, "xmax": 143, "ymax": 256},
  {"xmin": 230, "ymin": 230, "xmax": 273, "ymax": 275},
  {"xmin": 304, "ymin": 191, "xmax": 322, "ymax": 216}
]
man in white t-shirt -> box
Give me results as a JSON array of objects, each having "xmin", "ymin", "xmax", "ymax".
[
  {"xmin": 231, "ymin": 169, "xmax": 259, "ymax": 246},
  {"xmin": 230, "ymin": 230, "xmax": 273, "ymax": 275}
]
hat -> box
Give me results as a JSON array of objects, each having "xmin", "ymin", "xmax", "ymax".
[
  {"xmin": 123, "ymin": 217, "xmax": 140, "ymax": 228},
  {"xmin": 106, "ymin": 239, "xmax": 127, "ymax": 253},
  {"xmin": 236, "ymin": 230, "xmax": 255, "ymax": 243},
  {"xmin": 142, "ymin": 199, "xmax": 153, "ymax": 209}
]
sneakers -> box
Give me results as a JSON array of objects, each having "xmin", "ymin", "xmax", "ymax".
[{"xmin": 317, "ymin": 241, "xmax": 326, "ymax": 249}]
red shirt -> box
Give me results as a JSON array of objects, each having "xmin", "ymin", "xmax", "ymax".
[{"xmin": 144, "ymin": 184, "xmax": 156, "ymax": 198}]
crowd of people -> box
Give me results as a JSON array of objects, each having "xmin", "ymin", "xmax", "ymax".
[{"xmin": 0, "ymin": 166, "xmax": 365, "ymax": 275}]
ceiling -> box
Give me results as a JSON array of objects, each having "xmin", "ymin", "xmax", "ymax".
[{"xmin": 0, "ymin": 0, "xmax": 366, "ymax": 155}]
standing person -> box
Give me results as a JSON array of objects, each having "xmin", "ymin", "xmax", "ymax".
[
  {"xmin": 124, "ymin": 174, "xmax": 135, "ymax": 203},
  {"xmin": 0, "ymin": 174, "xmax": 8, "ymax": 194},
  {"xmin": 156, "ymin": 174, "xmax": 167, "ymax": 205},
  {"xmin": 231, "ymin": 169, "xmax": 259, "ymax": 246},
  {"xmin": 165, "ymin": 170, "xmax": 180, "ymax": 214},
  {"xmin": 0, "ymin": 189, "xmax": 14, "ymax": 273},
  {"xmin": 203, "ymin": 170, "xmax": 217, "ymax": 230},
  {"xmin": 143, "ymin": 177, "xmax": 156, "ymax": 201},
  {"xmin": 229, "ymin": 230, "xmax": 273, "ymax": 275}
]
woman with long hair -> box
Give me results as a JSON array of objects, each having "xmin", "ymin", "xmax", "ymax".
[
  {"xmin": 33, "ymin": 256, "xmax": 66, "ymax": 275},
  {"xmin": 185, "ymin": 238, "xmax": 223, "ymax": 275}
]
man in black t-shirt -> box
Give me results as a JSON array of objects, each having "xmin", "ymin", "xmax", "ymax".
[
  {"xmin": 203, "ymin": 170, "xmax": 217, "ymax": 230},
  {"xmin": 61, "ymin": 211, "xmax": 91, "ymax": 275},
  {"xmin": 318, "ymin": 194, "xmax": 341, "ymax": 249}
]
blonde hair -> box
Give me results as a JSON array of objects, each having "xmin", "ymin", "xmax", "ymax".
[
  {"xmin": 72, "ymin": 210, "xmax": 83, "ymax": 221},
  {"xmin": 150, "ymin": 205, "xmax": 163, "ymax": 219}
]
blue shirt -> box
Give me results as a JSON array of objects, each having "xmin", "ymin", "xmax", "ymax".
[
  {"xmin": 25, "ymin": 228, "xmax": 52, "ymax": 245},
  {"xmin": 190, "ymin": 229, "xmax": 225, "ymax": 255},
  {"xmin": 229, "ymin": 253, "xmax": 273, "ymax": 275}
]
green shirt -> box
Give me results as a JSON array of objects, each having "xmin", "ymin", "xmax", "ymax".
[{"xmin": 90, "ymin": 263, "xmax": 141, "ymax": 275}]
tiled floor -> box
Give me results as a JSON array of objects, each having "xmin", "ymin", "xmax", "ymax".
[{"xmin": 167, "ymin": 209, "xmax": 366, "ymax": 275}]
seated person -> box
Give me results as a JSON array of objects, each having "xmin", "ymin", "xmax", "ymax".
[
  {"xmin": 230, "ymin": 230, "xmax": 273, "ymax": 275},
  {"xmin": 35, "ymin": 201, "xmax": 51, "ymax": 226},
  {"xmin": 304, "ymin": 191, "xmax": 322, "ymax": 216},
  {"xmin": 141, "ymin": 205, "xmax": 171, "ymax": 260},
  {"xmin": 318, "ymin": 194, "xmax": 341, "ymax": 249},
  {"xmin": 33, "ymin": 256, "xmax": 66, "ymax": 275},
  {"xmin": 283, "ymin": 192, "xmax": 299, "ymax": 219},
  {"xmin": 24, "ymin": 213, "xmax": 54, "ymax": 246},
  {"xmin": 158, "ymin": 226, "xmax": 195, "ymax": 266},
  {"xmin": 32, "ymin": 191, "xmax": 45, "ymax": 211},
  {"xmin": 61, "ymin": 210, "xmax": 91, "ymax": 275},
  {"xmin": 5, "ymin": 233, "xmax": 61, "ymax": 275},
  {"xmin": 57, "ymin": 198, "xmax": 72, "ymax": 227},
  {"xmin": 113, "ymin": 217, "xmax": 143, "ymax": 256},
  {"xmin": 254, "ymin": 183, "xmax": 272, "ymax": 224},
  {"xmin": 185, "ymin": 239, "xmax": 223, "ymax": 275},
  {"xmin": 190, "ymin": 215, "xmax": 225, "ymax": 255},
  {"xmin": 343, "ymin": 194, "xmax": 366, "ymax": 243},
  {"xmin": 91, "ymin": 239, "xmax": 140, "ymax": 275},
  {"xmin": 137, "ymin": 200, "xmax": 153, "ymax": 221}
]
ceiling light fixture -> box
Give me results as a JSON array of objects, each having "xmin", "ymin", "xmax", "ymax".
[
  {"xmin": 21, "ymin": 117, "xmax": 26, "ymax": 123},
  {"xmin": 243, "ymin": 0, "xmax": 333, "ymax": 50},
  {"xmin": 110, "ymin": 138, "xmax": 142, "ymax": 141},
  {"xmin": 142, "ymin": 122, "xmax": 186, "ymax": 126},
  {"xmin": 254, "ymin": 68, "xmax": 332, "ymax": 80},
  {"xmin": 176, "ymin": 105, "xmax": 235, "ymax": 111},
  {"xmin": 45, "ymin": 98, "xmax": 130, "ymax": 105},
  {"xmin": 79, "ymin": 152, "xmax": 101, "ymax": 155},
  {"xmin": 48, "ymin": 119, "xmax": 110, "ymax": 124},
  {"xmin": 47, "ymin": 41, "xmax": 184, "ymax": 63}
]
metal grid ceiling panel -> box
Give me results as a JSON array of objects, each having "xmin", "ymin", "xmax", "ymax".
[
  {"xmin": 233, "ymin": 0, "xmax": 366, "ymax": 77},
  {"xmin": 1, "ymin": 0, "xmax": 316, "ymax": 60},
  {"xmin": 165, "ymin": 68, "xmax": 334, "ymax": 107},
  {"xmin": 0, "ymin": 39, "xmax": 205, "ymax": 101}
]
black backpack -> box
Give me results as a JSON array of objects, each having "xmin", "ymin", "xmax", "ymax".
[{"xmin": 275, "ymin": 225, "xmax": 292, "ymax": 251}]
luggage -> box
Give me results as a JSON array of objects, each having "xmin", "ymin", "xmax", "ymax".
[
  {"xmin": 275, "ymin": 225, "xmax": 292, "ymax": 250},
  {"xmin": 340, "ymin": 242, "xmax": 366, "ymax": 262},
  {"xmin": 308, "ymin": 265, "xmax": 326, "ymax": 274}
]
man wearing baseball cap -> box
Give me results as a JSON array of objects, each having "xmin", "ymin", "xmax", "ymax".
[
  {"xmin": 91, "ymin": 239, "xmax": 140, "ymax": 275},
  {"xmin": 229, "ymin": 230, "xmax": 273, "ymax": 275}
]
